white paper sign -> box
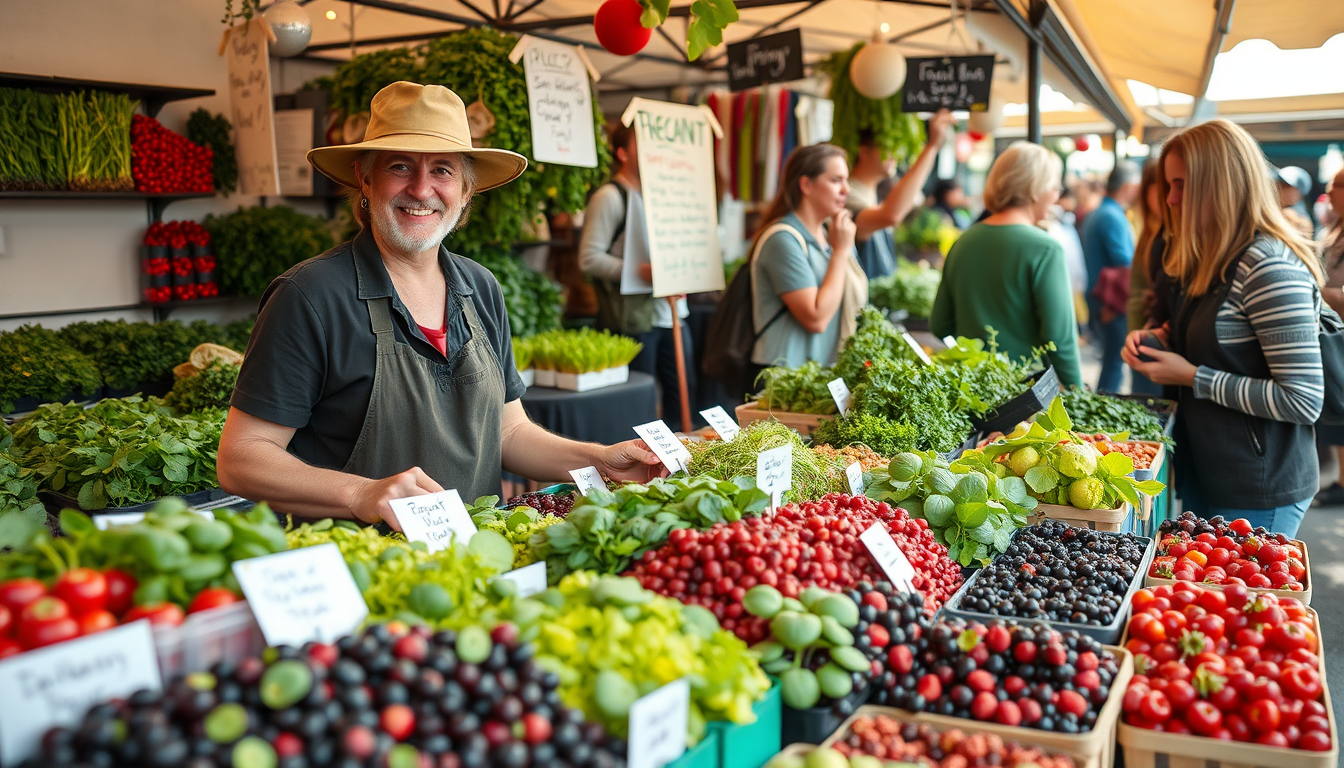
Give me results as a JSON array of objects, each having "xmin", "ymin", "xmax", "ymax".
[
  {"xmin": 622, "ymin": 98, "xmax": 726, "ymax": 298},
  {"xmin": 942, "ymin": 335, "xmax": 958, "ymax": 348},
  {"xmin": 498, "ymin": 561, "xmax": 548, "ymax": 598},
  {"xmin": 388, "ymin": 489, "xmax": 477, "ymax": 553},
  {"xmin": 93, "ymin": 509, "xmax": 214, "ymax": 530},
  {"xmin": 518, "ymin": 37, "xmax": 598, "ymax": 168},
  {"xmin": 846, "ymin": 462, "xmax": 866, "ymax": 497},
  {"xmin": 699, "ymin": 406, "xmax": 740, "ymax": 442},
  {"xmin": 233, "ymin": 544, "xmax": 369, "ymax": 648},
  {"xmin": 860, "ymin": 522, "xmax": 917, "ymax": 591},
  {"xmin": 756, "ymin": 445, "xmax": 793, "ymax": 495},
  {"xmin": 634, "ymin": 420, "xmax": 691, "ymax": 473},
  {"xmin": 828, "ymin": 377, "xmax": 852, "ymax": 416},
  {"xmin": 901, "ymin": 332, "xmax": 933, "ymax": 365},
  {"xmin": 274, "ymin": 108, "xmax": 315, "ymax": 196},
  {"xmin": 569, "ymin": 466, "xmax": 606, "ymax": 494},
  {"xmin": 0, "ymin": 621, "xmax": 162, "ymax": 764},
  {"xmin": 628, "ymin": 677, "xmax": 691, "ymax": 768},
  {"xmin": 224, "ymin": 18, "xmax": 280, "ymax": 196}
]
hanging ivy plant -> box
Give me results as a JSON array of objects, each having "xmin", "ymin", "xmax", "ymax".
[
  {"xmin": 327, "ymin": 47, "xmax": 422, "ymax": 122},
  {"xmin": 221, "ymin": 0, "xmax": 261, "ymax": 25},
  {"xmin": 818, "ymin": 43, "xmax": 926, "ymax": 167}
]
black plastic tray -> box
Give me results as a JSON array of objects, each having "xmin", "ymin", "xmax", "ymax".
[
  {"xmin": 970, "ymin": 367, "xmax": 1060, "ymax": 436},
  {"xmin": 780, "ymin": 687, "xmax": 869, "ymax": 747},
  {"xmin": 937, "ymin": 526, "xmax": 1156, "ymax": 645},
  {"xmin": 42, "ymin": 487, "xmax": 250, "ymax": 516},
  {"xmin": 939, "ymin": 430, "xmax": 984, "ymax": 462}
]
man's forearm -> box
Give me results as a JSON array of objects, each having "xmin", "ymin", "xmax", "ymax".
[
  {"xmin": 500, "ymin": 401, "xmax": 606, "ymax": 482},
  {"xmin": 218, "ymin": 437, "xmax": 366, "ymax": 519}
]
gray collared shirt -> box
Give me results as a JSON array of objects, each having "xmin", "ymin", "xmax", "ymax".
[{"xmin": 231, "ymin": 227, "xmax": 525, "ymax": 471}]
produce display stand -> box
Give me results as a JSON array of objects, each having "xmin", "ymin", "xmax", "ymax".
[
  {"xmin": 969, "ymin": 366, "xmax": 1060, "ymax": 436},
  {"xmin": 735, "ymin": 400, "xmax": 834, "ymax": 438},
  {"xmin": 939, "ymin": 532, "xmax": 1156, "ymax": 645},
  {"xmin": 41, "ymin": 486, "xmax": 247, "ymax": 517},
  {"xmin": 1032, "ymin": 500, "xmax": 1133, "ymax": 533},
  {"xmin": 820, "ymin": 648, "xmax": 1132, "ymax": 768},
  {"xmin": 780, "ymin": 688, "xmax": 868, "ymax": 747},
  {"xmin": 667, "ymin": 727, "xmax": 720, "ymax": 768},
  {"xmin": 710, "ymin": 680, "xmax": 782, "ymax": 768},
  {"xmin": 1143, "ymin": 538, "xmax": 1313, "ymax": 605}
]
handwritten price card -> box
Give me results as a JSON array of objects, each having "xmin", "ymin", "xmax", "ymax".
[
  {"xmin": 699, "ymin": 406, "xmax": 740, "ymax": 442},
  {"xmin": 627, "ymin": 678, "xmax": 691, "ymax": 768},
  {"xmin": 634, "ymin": 420, "xmax": 692, "ymax": 473},
  {"xmin": 389, "ymin": 489, "xmax": 477, "ymax": 553},
  {"xmin": 516, "ymin": 36, "xmax": 598, "ymax": 168},
  {"xmin": 569, "ymin": 466, "xmax": 606, "ymax": 494},
  {"xmin": 233, "ymin": 544, "xmax": 368, "ymax": 648},
  {"xmin": 828, "ymin": 377, "xmax": 852, "ymax": 416},
  {"xmin": 860, "ymin": 522, "xmax": 917, "ymax": 592}
]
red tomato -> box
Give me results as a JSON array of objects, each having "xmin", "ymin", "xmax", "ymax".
[
  {"xmin": 1266, "ymin": 621, "xmax": 1317, "ymax": 653},
  {"xmin": 1298, "ymin": 731, "xmax": 1333, "ymax": 752},
  {"xmin": 1187, "ymin": 700, "xmax": 1224, "ymax": 736},
  {"xmin": 1302, "ymin": 700, "xmax": 1327, "ymax": 720},
  {"xmin": 1130, "ymin": 613, "xmax": 1167, "ymax": 644},
  {"xmin": 1151, "ymin": 642, "xmax": 1181, "ymax": 663},
  {"xmin": 1161, "ymin": 610, "xmax": 1188, "ymax": 636},
  {"xmin": 0, "ymin": 579, "xmax": 47, "ymax": 615},
  {"xmin": 187, "ymin": 588, "xmax": 240, "ymax": 615},
  {"xmin": 1191, "ymin": 614, "xmax": 1225, "ymax": 642},
  {"xmin": 1197, "ymin": 588, "xmax": 1228, "ymax": 613},
  {"xmin": 1234, "ymin": 627, "xmax": 1265, "ymax": 649},
  {"xmin": 1229, "ymin": 518, "xmax": 1253, "ymax": 535},
  {"xmin": 1301, "ymin": 714, "xmax": 1331, "ymax": 734},
  {"xmin": 0, "ymin": 605, "xmax": 10, "ymax": 638},
  {"xmin": 1281, "ymin": 666, "xmax": 1323, "ymax": 702},
  {"xmin": 1139, "ymin": 690, "xmax": 1172, "ymax": 723},
  {"xmin": 1247, "ymin": 677, "xmax": 1283, "ymax": 705},
  {"xmin": 1286, "ymin": 648, "xmax": 1319, "ymax": 668},
  {"xmin": 1132, "ymin": 589, "xmax": 1158, "ymax": 612},
  {"xmin": 1279, "ymin": 698, "xmax": 1304, "ymax": 727},
  {"xmin": 1165, "ymin": 679, "xmax": 1197, "ymax": 712},
  {"xmin": 53, "ymin": 569, "xmax": 108, "ymax": 617},
  {"xmin": 77, "ymin": 611, "xmax": 117, "ymax": 636},
  {"xmin": 0, "ymin": 638, "xmax": 20, "ymax": 659},
  {"xmin": 1123, "ymin": 683, "xmax": 1151, "ymax": 714},
  {"xmin": 1245, "ymin": 699, "xmax": 1281, "ymax": 733},
  {"xmin": 1224, "ymin": 713, "xmax": 1251, "ymax": 742},
  {"xmin": 102, "ymin": 570, "xmax": 137, "ymax": 617},
  {"xmin": 1207, "ymin": 549, "xmax": 1232, "ymax": 569},
  {"xmin": 122, "ymin": 603, "xmax": 185, "ymax": 628}
]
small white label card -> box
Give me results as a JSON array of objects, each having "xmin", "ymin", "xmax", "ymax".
[
  {"xmin": 634, "ymin": 420, "xmax": 692, "ymax": 473},
  {"xmin": 942, "ymin": 335, "xmax": 958, "ymax": 348},
  {"xmin": 627, "ymin": 677, "xmax": 691, "ymax": 768},
  {"xmin": 0, "ymin": 621, "xmax": 161, "ymax": 764},
  {"xmin": 569, "ymin": 466, "xmax": 606, "ymax": 494},
  {"xmin": 828, "ymin": 377, "xmax": 852, "ymax": 416},
  {"xmin": 93, "ymin": 509, "xmax": 215, "ymax": 530},
  {"xmin": 698, "ymin": 406, "xmax": 740, "ymax": 442},
  {"xmin": 756, "ymin": 444, "xmax": 792, "ymax": 511},
  {"xmin": 388, "ymin": 489, "xmax": 477, "ymax": 553},
  {"xmin": 233, "ymin": 543, "xmax": 369, "ymax": 648},
  {"xmin": 498, "ymin": 561, "xmax": 548, "ymax": 598},
  {"xmin": 846, "ymin": 461, "xmax": 866, "ymax": 497},
  {"xmin": 901, "ymin": 331, "xmax": 933, "ymax": 365},
  {"xmin": 860, "ymin": 522, "xmax": 917, "ymax": 592}
]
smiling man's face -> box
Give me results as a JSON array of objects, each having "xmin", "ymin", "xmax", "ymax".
[{"xmin": 360, "ymin": 151, "xmax": 473, "ymax": 258}]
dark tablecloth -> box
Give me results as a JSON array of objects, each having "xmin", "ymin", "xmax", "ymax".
[{"xmin": 520, "ymin": 371, "xmax": 658, "ymax": 445}]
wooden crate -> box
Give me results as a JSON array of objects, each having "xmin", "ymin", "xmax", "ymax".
[
  {"xmin": 821, "ymin": 648, "xmax": 1134, "ymax": 768},
  {"xmin": 735, "ymin": 401, "xmax": 834, "ymax": 438},
  {"xmin": 1032, "ymin": 501, "xmax": 1132, "ymax": 532},
  {"xmin": 1143, "ymin": 538, "xmax": 1312, "ymax": 605}
]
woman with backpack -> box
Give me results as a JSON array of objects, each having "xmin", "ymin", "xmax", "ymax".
[
  {"xmin": 1122, "ymin": 119, "xmax": 1326, "ymax": 538},
  {"xmin": 580, "ymin": 125, "xmax": 693, "ymax": 424}
]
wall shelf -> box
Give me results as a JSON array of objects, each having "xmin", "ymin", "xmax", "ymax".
[
  {"xmin": 0, "ymin": 72, "xmax": 214, "ymax": 117},
  {"xmin": 0, "ymin": 190, "xmax": 215, "ymax": 224}
]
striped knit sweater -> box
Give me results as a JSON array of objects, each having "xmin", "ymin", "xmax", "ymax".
[{"xmin": 1191, "ymin": 238, "xmax": 1324, "ymax": 425}]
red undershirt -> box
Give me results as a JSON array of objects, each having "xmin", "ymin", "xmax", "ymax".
[{"xmin": 417, "ymin": 321, "xmax": 448, "ymax": 356}]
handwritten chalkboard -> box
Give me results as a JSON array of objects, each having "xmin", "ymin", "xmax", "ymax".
[
  {"xmin": 727, "ymin": 29, "xmax": 805, "ymax": 92},
  {"xmin": 901, "ymin": 55, "xmax": 994, "ymax": 112}
]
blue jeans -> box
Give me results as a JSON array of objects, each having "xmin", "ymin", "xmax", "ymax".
[
  {"xmin": 1087, "ymin": 297, "xmax": 1129, "ymax": 393},
  {"xmin": 1129, "ymin": 370, "xmax": 1164, "ymax": 396},
  {"xmin": 1179, "ymin": 474, "xmax": 1309, "ymax": 539}
]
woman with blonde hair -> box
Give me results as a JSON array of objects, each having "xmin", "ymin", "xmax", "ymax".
[
  {"xmin": 1123, "ymin": 119, "xmax": 1325, "ymax": 537},
  {"xmin": 931, "ymin": 142, "xmax": 1082, "ymax": 386}
]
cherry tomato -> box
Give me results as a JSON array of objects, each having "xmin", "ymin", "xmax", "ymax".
[
  {"xmin": 1123, "ymin": 683, "xmax": 1150, "ymax": 714},
  {"xmin": 123, "ymin": 603, "xmax": 185, "ymax": 628},
  {"xmin": 0, "ymin": 638, "xmax": 20, "ymax": 658},
  {"xmin": 103, "ymin": 570, "xmax": 137, "ymax": 617},
  {"xmin": 1281, "ymin": 666, "xmax": 1323, "ymax": 702},
  {"xmin": 1161, "ymin": 610, "xmax": 1188, "ymax": 636},
  {"xmin": 1224, "ymin": 713, "xmax": 1251, "ymax": 742},
  {"xmin": 187, "ymin": 588, "xmax": 240, "ymax": 615},
  {"xmin": 1285, "ymin": 648, "xmax": 1319, "ymax": 668},
  {"xmin": 0, "ymin": 605, "xmax": 10, "ymax": 638},
  {"xmin": 1165, "ymin": 679, "xmax": 1196, "ymax": 712},
  {"xmin": 1246, "ymin": 677, "xmax": 1283, "ymax": 705},
  {"xmin": 1191, "ymin": 614, "xmax": 1225, "ymax": 642},
  {"xmin": 53, "ymin": 569, "xmax": 108, "ymax": 617},
  {"xmin": 1139, "ymin": 690, "xmax": 1172, "ymax": 723},
  {"xmin": 1266, "ymin": 621, "xmax": 1316, "ymax": 653},
  {"xmin": 1279, "ymin": 698, "xmax": 1304, "ymax": 728},
  {"xmin": 0, "ymin": 579, "xmax": 47, "ymax": 615},
  {"xmin": 1245, "ymin": 699, "xmax": 1282, "ymax": 734},
  {"xmin": 1187, "ymin": 700, "xmax": 1224, "ymax": 736},
  {"xmin": 77, "ymin": 610, "xmax": 117, "ymax": 636},
  {"xmin": 1298, "ymin": 730, "xmax": 1333, "ymax": 752},
  {"xmin": 1130, "ymin": 614, "xmax": 1167, "ymax": 644},
  {"xmin": 1229, "ymin": 518, "xmax": 1253, "ymax": 536}
]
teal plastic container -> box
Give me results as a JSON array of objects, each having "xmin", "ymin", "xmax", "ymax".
[
  {"xmin": 666, "ymin": 726, "xmax": 721, "ymax": 768},
  {"xmin": 709, "ymin": 680, "xmax": 782, "ymax": 768}
]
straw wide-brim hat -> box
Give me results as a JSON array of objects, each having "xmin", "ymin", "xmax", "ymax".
[{"xmin": 307, "ymin": 81, "xmax": 527, "ymax": 193}]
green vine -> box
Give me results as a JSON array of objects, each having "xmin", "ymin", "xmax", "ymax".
[
  {"xmin": 817, "ymin": 43, "xmax": 926, "ymax": 166},
  {"xmin": 221, "ymin": 0, "xmax": 261, "ymax": 25}
]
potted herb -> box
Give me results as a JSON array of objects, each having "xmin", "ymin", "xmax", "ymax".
[
  {"xmin": 0, "ymin": 326, "xmax": 102, "ymax": 414},
  {"xmin": 204, "ymin": 205, "xmax": 335, "ymax": 297}
]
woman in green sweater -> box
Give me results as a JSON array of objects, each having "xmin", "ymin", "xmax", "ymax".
[{"xmin": 931, "ymin": 143, "xmax": 1083, "ymax": 387}]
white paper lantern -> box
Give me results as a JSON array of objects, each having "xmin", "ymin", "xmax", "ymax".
[
  {"xmin": 967, "ymin": 102, "xmax": 1005, "ymax": 138},
  {"xmin": 849, "ymin": 41, "xmax": 906, "ymax": 101},
  {"xmin": 264, "ymin": 0, "xmax": 312, "ymax": 58}
]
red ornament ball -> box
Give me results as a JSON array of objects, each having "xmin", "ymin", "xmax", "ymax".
[
  {"xmin": 594, "ymin": 0, "xmax": 652, "ymax": 56},
  {"xmin": 1075, "ymin": 136, "xmax": 1091, "ymax": 152}
]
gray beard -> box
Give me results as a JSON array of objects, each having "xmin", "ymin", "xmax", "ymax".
[{"xmin": 372, "ymin": 198, "xmax": 467, "ymax": 254}]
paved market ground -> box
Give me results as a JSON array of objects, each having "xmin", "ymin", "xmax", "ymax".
[{"xmin": 1297, "ymin": 506, "xmax": 1343, "ymax": 720}]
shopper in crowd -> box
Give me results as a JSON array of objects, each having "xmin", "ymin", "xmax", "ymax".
[
  {"xmin": 1124, "ymin": 159, "xmax": 1168, "ymax": 396},
  {"xmin": 218, "ymin": 82, "xmax": 662, "ymax": 528},
  {"xmin": 1313, "ymin": 166, "xmax": 1344, "ymax": 506},
  {"xmin": 930, "ymin": 142, "xmax": 1083, "ymax": 387},
  {"xmin": 931, "ymin": 178, "xmax": 972, "ymax": 230},
  {"xmin": 749, "ymin": 144, "xmax": 864, "ymax": 371},
  {"xmin": 1081, "ymin": 161, "xmax": 1142, "ymax": 393},
  {"xmin": 1274, "ymin": 165, "xmax": 1315, "ymax": 237},
  {"xmin": 579, "ymin": 125, "xmax": 692, "ymax": 425},
  {"xmin": 845, "ymin": 110, "xmax": 954, "ymax": 279},
  {"xmin": 1072, "ymin": 179, "xmax": 1104, "ymax": 227},
  {"xmin": 1041, "ymin": 200, "xmax": 1088, "ymax": 331},
  {"xmin": 1122, "ymin": 119, "xmax": 1325, "ymax": 538}
]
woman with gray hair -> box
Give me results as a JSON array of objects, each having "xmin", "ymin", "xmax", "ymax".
[{"xmin": 930, "ymin": 142, "xmax": 1082, "ymax": 386}]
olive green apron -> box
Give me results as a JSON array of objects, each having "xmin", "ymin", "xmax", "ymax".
[{"xmin": 340, "ymin": 294, "xmax": 505, "ymax": 501}]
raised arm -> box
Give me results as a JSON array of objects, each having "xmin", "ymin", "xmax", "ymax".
[{"xmin": 852, "ymin": 110, "xmax": 954, "ymax": 241}]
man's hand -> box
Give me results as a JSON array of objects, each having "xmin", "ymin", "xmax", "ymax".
[
  {"xmin": 928, "ymin": 109, "xmax": 954, "ymax": 147},
  {"xmin": 596, "ymin": 439, "xmax": 668, "ymax": 483},
  {"xmin": 349, "ymin": 467, "xmax": 444, "ymax": 531}
]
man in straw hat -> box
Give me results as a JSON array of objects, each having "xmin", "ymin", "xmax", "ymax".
[{"xmin": 218, "ymin": 82, "xmax": 663, "ymax": 529}]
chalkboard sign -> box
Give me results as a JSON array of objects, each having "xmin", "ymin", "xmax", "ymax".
[
  {"xmin": 901, "ymin": 55, "xmax": 995, "ymax": 112},
  {"xmin": 727, "ymin": 29, "xmax": 805, "ymax": 92}
]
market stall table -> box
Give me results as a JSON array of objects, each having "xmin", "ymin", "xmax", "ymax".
[{"xmin": 519, "ymin": 370, "xmax": 658, "ymax": 445}]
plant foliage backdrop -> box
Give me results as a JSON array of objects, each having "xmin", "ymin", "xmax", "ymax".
[{"xmin": 817, "ymin": 43, "xmax": 926, "ymax": 167}]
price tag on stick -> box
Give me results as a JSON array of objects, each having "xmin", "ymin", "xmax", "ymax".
[
  {"xmin": 0, "ymin": 622, "xmax": 162, "ymax": 764},
  {"xmin": 860, "ymin": 522, "xmax": 917, "ymax": 592},
  {"xmin": 497, "ymin": 561, "xmax": 548, "ymax": 598},
  {"xmin": 233, "ymin": 543, "xmax": 369, "ymax": 648},
  {"xmin": 846, "ymin": 462, "xmax": 866, "ymax": 497},
  {"xmin": 569, "ymin": 466, "xmax": 606, "ymax": 494},
  {"xmin": 627, "ymin": 678, "xmax": 691, "ymax": 768},
  {"xmin": 901, "ymin": 332, "xmax": 933, "ymax": 365},
  {"xmin": 388, "ymin": 489, "xmax": 477, "ymax": 553},
  {"xmin": 634, "ymin": 420, "xmax": 691, "ymax": 473},
  {"xmin": 828, "ymin": 377, "xmax": 852, "ymax": 416},
  {"xmin": 756, "ymin": 444, "xmax": 792, "ymax": 511},
  {"xmin": 698, "ymin": 406, "xmax": 740, "ymax": 441}
]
